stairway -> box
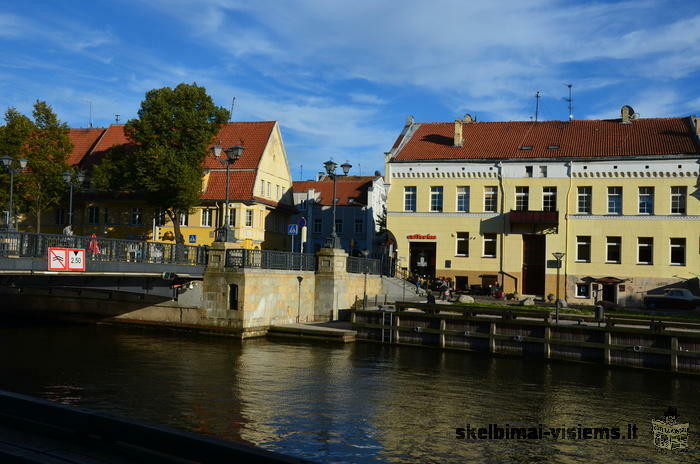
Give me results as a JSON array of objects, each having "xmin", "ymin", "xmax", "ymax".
[{"xmin": 381, "ymin": 276, "xmax": 424, "ymax": 303}]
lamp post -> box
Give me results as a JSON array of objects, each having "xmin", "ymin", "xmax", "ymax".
[
  {"xmin": 62, "ymin": 170, "xmax": 85, "ymax": 229},
  {"xmin": 362, "ymin": 249, "xmax": 369, "ymax": 310},
  {"xmin": 552, "ymin": 251, "xmax": 565, "ymax": 323},
  {"xmin": 212, "ymin": 143, "xmax": 244, "ymax": 242},
  {"xmin": 323, "ymin": 159, "xmax": 352, "ymax": 249},
  {"xmin": 296, "ymin": 276, "xmax": 304, "ymax": 323},
  {"xmin": 1, "ymin": 156, "xmax": 27, "ymax": 231}
]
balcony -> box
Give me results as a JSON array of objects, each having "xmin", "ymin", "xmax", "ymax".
[{"xmin": 509, "ymin": 210, "xmax": 559, "ymax": 225}]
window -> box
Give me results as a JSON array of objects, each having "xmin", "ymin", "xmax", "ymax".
[
  {"xmin": 260, "ymin": 180, "xmax": 265, "ymax": 196},
  {"xmin": 577, "ymin": 187, "xmax": 592, "ymax": 214},
  {"xmin": 483, "ymin": 233, "xmax": 497, "ymax": 258},
  {"xmin": 607, "ymin": 187, "xmax": 622, "ymax": 214},
  {"xmin": 226, "ymin": 208, "xmax": 236, "ymax": 227},
  {"xmin": 245, "ymin": 210, "xmax": 253, "ymax": 227},
  {"xmin": 576, "ymin": 236, "xmax": 591, "ymax": 262},
  {"xmin": 671, "ymin": 186, "xmax": 687, "ymax": 214},
  {"xmin": 404, "ymin": 187, "xmax": 416, "ymax": 212},
  {"xmin": 178, "ymin": 212, "xmax": 188, "ymax": 226},
  {"xmin": 103, "ymin": 208, "xmax": 110, "ymax": 225},
  {"xmin": 525, "ymin": 166, "xmax": 533, "ymax": 177},
  {"xmin": 456, "ymin": 232, "xmax": 469, "ymax": 256},
  {"xmin": 277, "ymin": 185, "xmax": 281, "ymax": 199},
  {"xmin": 335, "ymin": 218, "xmax": 343, "ymax": 233},
  {"xmin": 55, "ymin": 208, "xmax": 65, "ymax": 225},
  {"xmin": 606, "ymin": 237, "xmax": 621, "ymax": 263},
  {"xmin": 354, "ymin": 217, "xmax": 364, "ymax": 233},
  {"xmin": 638, "ymin": 187, "xmax": 654, "ymax": 214},
  {"xmin": 515, "ymin": 187, "xmax": 529, "ymax": 211},
  {"xmin": 456, "ymin": 186, "xmax": 470, "ymax": 212},
  {"xmin": 88, "ymin": 206, "xmax": 99, "ymax": 225},
  {"xmin": 576, "ymin": 283, "xmax": 590, "ymax": 298},
  {"xmin": 155, "ymin": 209, "xmax": 166, "ymax": 226},
  {"xmin": 131, "ymin": 208, "xmax": 143, "ymax": 225},
  {"xmin": 542, "ymin": 187, "xmax": 557, "ymax": 212},
  {"xmin": 539, "ymin": 166, "xmax": 548, "ymax": 177},
  {"xmin": 267, "ymin": 182, "xmax": 271, "ymax": 198},
  {"xmin": 201, "ymin": 209, "xmax": 213, "ymax": 227},
  {"xmin": 313, "ymin": 217, "xmax": 322, "ymax": 233},
  {"xmin": 484, "ymin": 186, "xmax": 498, "ymax": 212},
  {"xmin": 670, "ymin": 238, "xmax": 685, "ymax": 266},
  {"xmin": 637, "ymin": 237, "xmax": 653, "ymax": 265},
  {"xmin": 430, "ymin": 186, "xmax": 443, "ymax": 212}
]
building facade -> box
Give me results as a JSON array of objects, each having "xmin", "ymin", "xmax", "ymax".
[
  {"xmin": 292, "ymin": 175, "xmax": 386, "ymax": 255},
  {"xmin": 35, "ymin": 122, "xmax": 295, "ymax": 249},
  {"xmin": 385, "ymin": 110, "xmax": 700, "ymax": 306}
]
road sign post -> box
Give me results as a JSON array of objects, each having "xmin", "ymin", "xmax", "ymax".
[{"xmin": 288, "ymin": 224, "xmax": 299, "ymax": 252}]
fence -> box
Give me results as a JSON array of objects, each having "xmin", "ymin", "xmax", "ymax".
[
  {"xmin": 0, "ymin": 231, "xmax": 206, "ymax": 266},
  {"xmin": 225, "ymin": 249, "xmax": 316, "ymax": 271},
  {"xmin": 346, "ymin": 256, "xmax": 381, "ymax": 274}
]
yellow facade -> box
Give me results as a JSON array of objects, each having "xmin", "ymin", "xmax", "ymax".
[{"xmin": 386, "ymin": 158, "xmax": 700, "ymax": 306}]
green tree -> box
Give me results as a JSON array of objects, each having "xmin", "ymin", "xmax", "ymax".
[
  {"xmin": 95, "ymin": 83, "xmax": 229, "ymax": 243},
  {"xmin": 16, "ymin": 101, "xmax": 72, "ymax": 232},
  {"xmin": 0, "ymin": 108, "xmax": 35, "ymax": 224}
]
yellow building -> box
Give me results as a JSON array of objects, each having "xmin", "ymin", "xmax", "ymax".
[
  {"xmin": 385, "ymin": 109, "xmax": 700, "ymax": 306},
  {"xmin": 38, "ymin": 122, "xmax": 295, "ymax": 250}
]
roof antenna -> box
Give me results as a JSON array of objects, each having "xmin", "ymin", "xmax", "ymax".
[
  {"xmin": 534, "ymin": 91, "xmax": 541, "ymax": 122},
  {"xmin": 229, "ymin": 97, "xmax": 236, "ymax": 122},
  {"xmin": 115, "ymin": 114, "xmax": 120, "ymax": 124},
  {"xmin": 299, "ymin": 164, "xmax": 303, "ymax": 180},
  {"xmin": 88, "ymin": 100, "xmax": 93, "ymax": 128},
  {"xmin": 565, "ymin": 84, "xmax": 573, "ymax": 121},
  {"xmin": 358, "ymin": 162, "xmax": 361, "ymax": 176}
]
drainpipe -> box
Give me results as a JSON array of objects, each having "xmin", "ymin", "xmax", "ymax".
[
  {"xmin": 496, "ymin": 162, "xmax": 506, "ymax": 290},
  {"xmin": 564, "ymin": 161, "xmax": 573, "ymax": 301}
]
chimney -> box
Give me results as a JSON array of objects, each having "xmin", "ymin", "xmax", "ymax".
[
  {"xmin": 691, "ymin": 115, "xmax": 700, "ymax": 136},
  {"xmin": 463, "ymin": 114, "xmax": 474, "ymax": 123},
  {"xmin": 317, "ymin": 172, "xmax": 325, "ymax": 181},
  {"xmin": 620, "ymin": 105, "xmax": 635, "ymax": 124},
  {"xmin": 454, "ymin": 119, "xmax": 463, "ymax": 147}
]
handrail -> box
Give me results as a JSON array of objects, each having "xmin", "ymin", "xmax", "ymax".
[
  {"xmin": 225, "ymin": 248, "xmax": 316, "ymax": 271},
  {"xmin": 346, "ymin": 256, "xmax": 381, "ymax": 274}
]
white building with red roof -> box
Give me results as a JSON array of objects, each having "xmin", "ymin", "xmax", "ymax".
[{"xmin": 385, "ymin": 108, "xmax": 700, "ymax": 306}]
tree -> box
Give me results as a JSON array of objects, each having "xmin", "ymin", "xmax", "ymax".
[
  {"xmin": 0, "ymin": 108, "xmax": 35, "ymax": 223},
  {"xmin": 4, "ymin": 102, "xmax": 71, "ymax": 232},
  {"xmin": 95, "ymin": 83, "xmax": 229, "ymax": 243}
]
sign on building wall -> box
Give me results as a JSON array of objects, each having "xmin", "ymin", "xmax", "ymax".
[
  {"xmin": 48, "ymin": 247, "xmax": 86, "ymax": 271},
  {"xmin": 406, "ymin": 234, "xmax": 436, "ymax": 240}
]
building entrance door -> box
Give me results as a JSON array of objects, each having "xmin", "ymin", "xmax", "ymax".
[
  {"xmin": 409, "ymin": 242, "xmax": 436, "ymax": 278},
  {"xmin": 602, "ymin": 284, "xmax": 616, "ymax": 303},
  {"xmin": 522, "ymin": 235, "xmax": 545, "ymax": 296}
]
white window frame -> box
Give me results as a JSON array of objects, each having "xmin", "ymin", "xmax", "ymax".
[
  {"xmin": 483, "ymin": 233, "xmax": 497, "ymax": 258},
  {"xmin": 335, "ymin": 218, "xmax": 343, "ymax": 234},
  {"xmin": 456, "ymin": 186, "xmax": 470, "ymax": 212},
  {"xmin": 178, "ymin": 212, "xmax": 188, "ymax": 226},
  {"xmin": 638, "ymin": 187, "xmax": 654, "ymax": 215},
  {"xmin": 354, "ymin": 217, "xmax": 364, "ymax": 233},
  {"xmin": 670, "ymin": 238, "xmax": 686, "ymax": 266},
  {"xmin": 515, "ymin": 186, "xmax": 529, "ymax": 211},
  {"xmin": 607, "ymin": 187, "xmax": 622, "ymax": 215},
  {"xmin": 576, "ymin": 236, "xmax": 591, "ymax": 263},
  {"xmin": 456, "ymin": 232, "xmax": 469, "ymax": 257},
  {"xmin": 637, "ymin": 237, "xmax": 653, "ymax": 265},
  {"xmin": 201, "ymin": 209, "xmax": 213, "ymax": 227},
  {"xmin": 670, "ymin": 186, "xmax": 687, "ymax": 215},
  {"xmin": 542, "ymin": 187, "xmax": 557, "ymax": 212},
  {"xmin": 404, "ymin": 186, "xmax": 416, "ymax": 212},
  {"xmin": 575, "ymin": 283, "xmax": 590, "ymax": 298},
  {"xmin": 484, "ymin": 186, "xmax": 498, "ymax": 213},
  {"xmin": 606, "ymin": 236, "xmax": 621, "ymax": 264},
  {"xmin": 131, "ymin": 207, "xmax": 143, "ymax": 226},
  {"xmin": 430, "ymin": 186, "xmax": 443, "ymax": 212},
  {"xmin": 577, "ymin": 187, "xmax": 592, "ymax": 214},
  {"xmin": 245, "ymin": 209, "xmax": 253, "ymax": 227}
]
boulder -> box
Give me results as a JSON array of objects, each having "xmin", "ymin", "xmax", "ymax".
[
  {"xmin": 520, "ymin": 297, "xmax": 535, "ymax": 306},
  {"xmin": 458, "ymin": 295, "xmax": 475, "ymax": 304}
]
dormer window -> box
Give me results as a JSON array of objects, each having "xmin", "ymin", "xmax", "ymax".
[
  {"xmin": 547, "ymin": 145, "xmax": 559, "ymax": 150},
  {"xmin": 519, "ymin": 146, "xmax": 533, "ymax": 150}
]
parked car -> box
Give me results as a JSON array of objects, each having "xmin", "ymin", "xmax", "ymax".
[{"xmin": 643, "ymin": 288, "xmax": 700, "ymax": 310}]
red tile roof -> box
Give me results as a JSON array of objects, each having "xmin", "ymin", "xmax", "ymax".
[
  {"xmin": 78, "ymin": 124, "xmax": 134, "ymax": 169},
  {"xmin": 293, "ymin": 176, "xmax": 376, "ymax": 206},
  {"xmin": 203, "ymin": 121, "xmax": 276, "ymax": 170},
  {"xmin": 201, "ymin": 171, "xmax": 257, "ymax": 202},
  {"xmin": 391, "ymin": 117, "xmax": 700, "ymax": 161},
  {"xmin": 67, "ymin": 128, "xmax": 105, "ymax": 165}
]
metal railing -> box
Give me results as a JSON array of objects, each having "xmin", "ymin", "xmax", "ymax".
[
  {"xmin": 225, "ymin": 249, "xmax": 316, "ymax": 271},
  {"xmin": 346, "ymin": 256, "xmax": 381, "ymax": 274},
  {"xmin": 0, "ymin": 231, "xmax": 206, "ymax": 266}
]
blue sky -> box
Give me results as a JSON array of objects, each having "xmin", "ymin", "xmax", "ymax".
[{"xmin": 1, "ymin": 0, "xmax": 699, "ymax": 178}]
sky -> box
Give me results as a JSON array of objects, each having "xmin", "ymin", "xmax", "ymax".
[{"xmin": 1, "ymin": 0, "xmax": 699, "ymax": 178}]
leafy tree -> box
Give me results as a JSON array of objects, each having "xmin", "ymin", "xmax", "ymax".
[
  {"xmin": 18, "ymin": 102, "xmax": 72, "ymax": 232},
  {"xmin": 0, "ymin": 108, "xmax": 35, "ymax": 222},
  {"xmin": 95, "ymin": 83, "xmax": 229, "ymax": 243}
]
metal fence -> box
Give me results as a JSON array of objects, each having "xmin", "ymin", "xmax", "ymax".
[
  {"xmin": 346, "ymin": 256, "xmax": 381, "ymax": 274},
  {"xmin": 0, "ymin": 231, "xmax": 206, "ymax": 266},
  {"xmin": 225, "ymin": 249, "xmax": 316, "ymax": 271}
]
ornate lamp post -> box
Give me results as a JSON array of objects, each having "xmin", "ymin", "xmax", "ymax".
[
  {"xmin": 552, "ymin": 251, "xmax": 565, "ymax": 323},
  {"xmin": 323, "ymin": 159, "xmax": 351, "ymax": 249},
  {"xmin": 61, "ymin": 170, "xmax": 85, "ymax": 229},
  {"xmin": 213, "ymin": 143, "xmax": 244, "ymax": 242},
  {"xmin": 1, "ymin": 156, "xmax": 27, "ymax": 231}
]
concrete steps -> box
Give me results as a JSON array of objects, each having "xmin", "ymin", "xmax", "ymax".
[{"xmin": 267, "ymin": 322, "xmax": 357, "ymax": 343}]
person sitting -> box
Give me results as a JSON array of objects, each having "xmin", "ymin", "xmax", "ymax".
[{"xmin": 426, "ymin": 290, "xmax": 436, "ymax": 305}]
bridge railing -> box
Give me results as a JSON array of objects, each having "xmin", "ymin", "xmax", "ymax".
[
  {"xmin": 346, "ymin": 256, "xmax": 381, "ymax": 274},
  {"xmin": 0, "ymin": 231, "xmax": 206, "ymax": 266},
  {"xmin": 225, "ymin": 248, "xmax": 316, "ymax": 271}
]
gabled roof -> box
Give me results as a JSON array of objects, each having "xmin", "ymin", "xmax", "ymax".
[
  {"xmin": 391, "ymin": 117, "xmax": 700, "ymax": 161},
  {"xmin": 66, "ymin": 128, "xmax": 104, "ymax": 165},
  {"xmin": 203, "ymin": 121, "xmax": 276, "ymax": 170},
  {"xmin": 201, "ymin": 171, "xmax": 257, "ymax": 202},
  {"xmin": 78, "ymin": 124, "xmax": 134, "ymax": 169},
  {"xmin": 293, "ymin": 176, "xmax": 377, "ymax": 206}
]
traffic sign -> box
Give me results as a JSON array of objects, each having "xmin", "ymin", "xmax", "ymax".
[
  {"xmin": 297, "ymin": 217, "xmax": 307, "ymax": 228},
  {"xmin": 189, "ymin": 234, "xmax": 197, "ymax": 243},
  {"xmin": 287, "ymin": 224, "xmax": 299, "ymax": 235},
  {"xmin": 48, "ymin": 247, "xmax": 86, "ymax": 271}
]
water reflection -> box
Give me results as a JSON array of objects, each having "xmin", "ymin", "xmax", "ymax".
[{"xmin": 0, "ymin": 323, "xmax": 698, "ymax": 463}]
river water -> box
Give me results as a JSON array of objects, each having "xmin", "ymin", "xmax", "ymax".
[{"xmin": 0, "ymin": 321, "xmax": 698, "ymax": 463}]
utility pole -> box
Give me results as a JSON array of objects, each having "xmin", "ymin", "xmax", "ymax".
[
  {"xmin": 566, "ymin": 84, "xmax": 573, "ymax": 121},
  {"xmin": 534, "ymin": 91, "xmax": 541, "ymax": 122}
]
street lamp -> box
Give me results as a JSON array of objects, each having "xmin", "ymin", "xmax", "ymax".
[
  {"xmin": 323, "ymin": 159, "xmax": 352, "ymax": 249},
  {"xmin": 62, "ymin": 170, "xmax": 85, "ymax": 229},
  {"xmin": 213, "ymin": 143, "xmax": 244, "ymax": 242},
  {"xmin": 552, "ymin": 251, "xmax": 565, "ymax": 323},
  {"xmin": 362, "ymin": 249, "xmax": 369, "ymax": 310},
  {"xmin": 1, "ymin": 156, "xmax": 27, "ymax": 231}
]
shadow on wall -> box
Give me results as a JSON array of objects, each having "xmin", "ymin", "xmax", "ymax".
[{"xmin": 648, "ymin": 277, "xmax": 700, "ymax": 296}]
